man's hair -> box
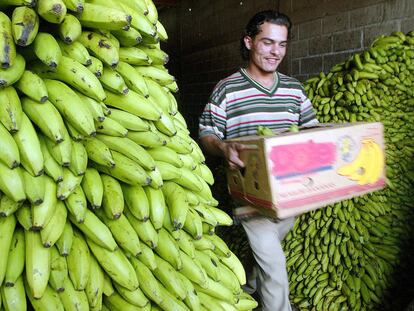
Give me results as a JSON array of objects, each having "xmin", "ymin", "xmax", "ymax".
[{"xmin": 240, "ymin": 10, "xmax": 292, "ymax": 60}]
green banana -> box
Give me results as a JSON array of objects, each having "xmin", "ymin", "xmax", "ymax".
[
  {"xmin": 66, "ymin": 229, "xmax": 90, "ymax": 290},
  {"xmin": 115, "ymin": 60, "xmax": 149, "ymax": 97},
  {"xmin": 41, "ymin": 200, "xmax": 67, "ymax": 247},
  {"xmin": 12, "ymin": 113, "xmax": 43, "ymax": 176},
  {"xmin": 0, "ymin": 122, "xmax": 20, "ymax": 168},
  {"xmin": 81, "ymin": 167, "xmax": 103, "ymax": 208},
  {"xmin": 57, "ymin": 39, "xmax": 91, "ymax": 66},
  {"xmin": 0, "ymin": 12, "xmax": 16, "ymax": 69},
  {"xmin": 55, "ymin": 220, "xmax": 73, "ymax": 256},
  {"xmin": 25, "ymin": 230, "xmax": 51, "ymax": 298},
  {"xmin": 15, "ymin": 70, "xmax": 48, "ymax": 103},
  {"xmin": 43, "ymin": 79, "xmax": 96, "ymax": 136},
  {"xmin": 58, "ymin": 13, "xmax": 81, "ymax": 43},
  {"xmin": 36, "ymin": 0, "xmax": 67, "ymax": 23},
  {"xmin": 11, "ymin": 6, "xmax": 39, "ymax": 47},
  {"xmin": 1, "ymin": 275, "xmax": 27, "ymax": 311},
  {"xmin": 49, "ymin": 245, "xmax": 68, "ymax": 292},
  {"xmin": 77, "ymin": 2, "xmax": 131, "ymax": 30},
  {"xmin": 85, "ymin": 254, "xmax": 104, "ymax": 309},
  {"xmin": 0, "ymin": 85, "xmax": 23, "ymax": 133},
  {"xmin": 20, "ymin": 167, "xmax": 45, "ymax": 205},
  {"xmin": 82, "ymin": 137, "xmax": 115, "ymax": 168},
  {"xmin": 101, "ymin": 173, "xmax": 124, "ymax": 219},
  {"xmin": 112, "ymin": 27, "xmax": 143, "ymax": 47},
  {"xmin": 104, "ymin": 89, "xmax": 162, "ymax": 121},
  {"xmin": 78, "ymin": 30, "xmax": 119, "ymax": 68},
  {"xmin": 0, "ymin": 214, "xmax": 17, "ymax": 286},
  {"xmin": 86, "ymin": 237, "xmax": 139, "ymax": 291}
]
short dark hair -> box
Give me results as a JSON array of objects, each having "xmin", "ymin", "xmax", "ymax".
[{"xmin": 240, "ymin": 10, "xmax": 292, "ymax": 60}]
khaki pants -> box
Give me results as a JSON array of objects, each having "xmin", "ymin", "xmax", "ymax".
[{"xmin": 241, "ymin": 216, "xmax": 295, "ymax": 311}]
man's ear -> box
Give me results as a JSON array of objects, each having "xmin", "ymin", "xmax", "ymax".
[{"xmin": 244, "ymin": 36, "xmax": 252, "ymax": 50}]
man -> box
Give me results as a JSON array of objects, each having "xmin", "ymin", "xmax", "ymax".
[{"xmin": 198, "ymin": 10, "xmax": 318, "ymax": 311}]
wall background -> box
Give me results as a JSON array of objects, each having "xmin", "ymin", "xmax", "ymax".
[{"xmin": 158, "ymin": 0, "xmax": 414, "ymax": 136}]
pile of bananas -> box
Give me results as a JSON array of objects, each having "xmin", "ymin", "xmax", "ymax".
[
  {"xmin": 0, "ymin": 0, "xmax": 258, "ymax": 310},
  {"xmin": 283, "ymin": 31, "xmax": 414, "ymax": 310}
]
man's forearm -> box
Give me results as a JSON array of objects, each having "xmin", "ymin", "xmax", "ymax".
[{"xmin": 199, "ymin": 135, "xmax": 226, "ymax": 158}]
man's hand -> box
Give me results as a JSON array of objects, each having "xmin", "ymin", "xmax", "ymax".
[
  {"xmin": 199, "ymin": 135, "xmax": 246, "ymax": 170},
  {"xmin": 222, "ymin": 141, "xmax": 245, "ymax": 170}
]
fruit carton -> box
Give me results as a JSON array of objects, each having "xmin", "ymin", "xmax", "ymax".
[{"xmin": 225, "ymin": 122, "xmax": 386, "ymax": 219}]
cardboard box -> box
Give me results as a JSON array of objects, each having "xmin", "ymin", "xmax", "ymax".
[{"xmin": 226, "ymin": 122, "xmax": 386, "ymax": 219}]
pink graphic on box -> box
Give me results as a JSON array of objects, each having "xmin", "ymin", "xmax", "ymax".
[{"xmin": 269, "ymin": 140, "xmax": 336, "ymax": 178}]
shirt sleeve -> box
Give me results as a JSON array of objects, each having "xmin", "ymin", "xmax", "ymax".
[
  {"xmin": 198, "ymin": 84, "xmax": 227, "ymax": 140},
  {"xmin": 299, "ymin": 86, "xmax": 319, "ymax": 127}
]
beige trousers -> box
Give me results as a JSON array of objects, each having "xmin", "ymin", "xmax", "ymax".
[{"xmin": 241, "ymin": 216, "xmax": 296, "ymax": 311}]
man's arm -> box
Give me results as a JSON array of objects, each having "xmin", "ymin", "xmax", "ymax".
[{"xmin": 199, "ymin": 135, "xmax": 245, "ymax": 170}]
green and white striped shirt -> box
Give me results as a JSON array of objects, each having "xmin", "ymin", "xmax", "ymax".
[{"xmin": 199, "ymin": 69, "xmax": 318, "ymax": 139}]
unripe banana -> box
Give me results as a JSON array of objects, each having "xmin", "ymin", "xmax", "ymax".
[
  {"xmin": 115, "ymin": 60, "xmax": 149, "ymax": 97},
  {"xmin": 0, "ymin": 214, "xmax": 17, "ymax": 286},
  {"xmin": 135, "ymin": 65, "xmax": 175, "ymax": 86},
  {"xmin": 38, "ymin": 133, "xmax": 64, "ymax": 182},
  {"xmin": 81, "ymin": 167, "xmax": 103, "ymax": 209},
  {"xmin": 86, "ymin": 237, "xmax": 139, "ymax": 291},
  {"xmin": 179, "ymin": 249, "xmax": 208, "ymax": 288},
  {"xmin": 15, "ymin": 70, "xmax": 48, "ymax": 103},
  {"xmin": 77, "ymin": 2, "xmax": 131, "ymax": 31},
  {"xmin": 85, "ymin": 254, "xmax": 104, "ymax": 309},
  {"xmin": 3, "ymin": 223, "xmax": 24, "ymax": 287},
  {"xmin": 118, "ymin": 46, "xmax": 151, "ymax": 65},
  {"xmin": 25, "ymin": 230, "xmax": 51, "ymax": 298},
  {"xmin": 0, "ymin": 165, "xmax": 25, "ymax": 204},
  {"xmin": 12, "ymin": 113, "xmax": 44, "ymax": 176},
  {"xmin": 113, "ymin": 282, "xmax": 149, "ymax": 308},
  {"xmin": 62, "ymin": 0, "xmax": 83, "ymax": 12},
  {"xmin": 1, "ymin": 275, "xmax": 27, "ymax": 311},
  {"xmin": 136, "ymin": 242, "xmax": 157, "ymax": 271},
  {"xmin": 97, "ymin": 134, "xmax": 156, "ymax": 171},
  {"xmin": 66, "ymin": 229, "xmax": 90, "ymax": 290},
  {"xmin": 64, "ymin": 184, "xmax": 87, "ymax": 222},
  {"xmin": 127, "ymin": 130, "xmax": 166, "ymax": 148},
  {"xmin": 162, "ymin": 181, "xmax": 190, "ymax": 229},
  {"xmin": 26, "ymin": 282, "xmax": 64, "ymax": 310},
  {"xmin": 78, "ymin": 30, "xmax": 119, "ymax": 68},
  {"xmin": 57, "ymin": 39, "xmax": 91, "ymax": 66},
  {"xmin": 153, "ymin": 254, "xmax": 187, "ymax": 300},
  {"xmin": 95, "ymin": 208, "xmax": 141, "ymax": 257},
  {"xmin": 183, "ymin": 208, "xmax": 203, "ymax": 240},
  {"xmin": 31, "ymin": 174, "xmax": 57, "ymax": 230},
  {"xmin": 109, "ymin": 108, "xmax": 150, "ymax": 132},
  {"xmin": 82, "ymin": 137, "xmax": 115, "ymax": 168},
  {"xmin": 129, "ymin": 257, "xmax": 164, "ymax": 304},
  {"xmin": 41, "ymin": 200, "xmax": 67, "ymax": 248},
  {"xmin": 36, "ymin": 0, "xmax": 67, "ymax": 24},
  {"xmin": 11, "ymin": 6, "xmax": 39, "ymax": 47},
  {"xmin": 0, "ymin": 86, "xmax": 22, "ymax": 134},
  {"xmin": 140, "ymin": 46, "xmax": 168, "ymax": 65},
  {"xmin": 112, "ymin": 27, "xmax": 142, "ymax": 47},
  {"xmin": 58, "ymin": 13, "xmax": 81, "ymax": 43},
  {"xmin": 58, "ymin": 277, "xmax": 89, "ymax": 311},
  {"xmin": 57, "ymin": 167, "xmax": 83, "ymax": 200},
  {"xmin": 156, "ymin": 19, "xmax": 168, "ymax": 41},
  {"xmin": 20, "ymin": 167, "xmax": 45, "ymax": 205},
  {"xmin": 0, "ymin": 122, "xmax": 20, "ymax": 169},
  {"xmin": 15, "ymin": 202, "xmax": 32, "ymax": 230},
  {"xmin": 87, "ymin": 55, "xmax": 104, "ymax": 79},
  {"xmin": 122, "ymin": 183, "xmax": 150, "ymax": 221},
  {"xmin": 68, "ymin": 140, "xmax": 88, "ymax": 176},
  {"xmin": 104, "ymin": 89, "xmax": 162, "ymax": 121},
  {"xmin": 0, "ymin": 12, "xmax": 16, "ymax": 69},
  {"xmin": 101, "ymin": 173, "xmax": 124, "ymax": 219},
  {"xmin": 49, "ymin": 245, "xmax": 68, "ymax": 292},
  {"xmin": 75, "ymin": 91, "xmax": 105, "ymax": 122},
  {"xmin": 0, "ymin": 53, "xmax": 25, "ymax": 87},
  {"xmin": 95, "ymin": 116, "xmax": 128, "ymax": 137},
  {"xmin": 92, "ymin": 150, "xmax": 152, "ymax": 186},
  {"xmin": 32, "ymin": 32, "xmax": 61, "ymax": 67},
  {"xmin": 125, "ymin": 207, "xmax": 158, "ymax": 249},
  {"xmin": 22, "ymin": 97, "xmax": 66, "ymax": 143},
  {"xmin": 32, "ymin": 55, "xmax": 106, "ymax": 102},
  {"xmin": 43, "ymin": 79, "xmax": 96, "ymax": 136},
  {"xmin": 55, "ymin": 220, "xmax": 73, "ymax": 256},
  {"xmin": 155, "ymin": 228, "xmax": 183, "ymax": 271},
  {"xmin": 144, "ymin": 186, "xmax": 166, "ymax": 230}
]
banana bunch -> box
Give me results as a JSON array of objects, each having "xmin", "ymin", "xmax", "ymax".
[
  {"xmin": 280, "ymin": 30, "xmax": 414, "ymax": 311},
  {"xmin": 0, "ymin": 1, "xmax": 258, "ymax": 310}
]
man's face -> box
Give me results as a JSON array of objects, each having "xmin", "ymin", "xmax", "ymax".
[{"xmin": 244, "ymin": 22, "xmax": 288, "ymax": 73}]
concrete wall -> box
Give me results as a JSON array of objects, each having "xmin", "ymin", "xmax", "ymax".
[{"xmin": 158, "ymin": 0, "xmax": 414, "ymax": 136}]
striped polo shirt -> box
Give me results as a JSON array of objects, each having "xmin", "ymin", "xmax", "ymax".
[{"xmin": 199, "ymin": 69, "xmax": 318, "ymax": 140}]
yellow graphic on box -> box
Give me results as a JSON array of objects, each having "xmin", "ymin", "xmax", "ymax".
[{"xmin": 337, "ymin": 139, "xmax": 384, "ymax": 185}]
